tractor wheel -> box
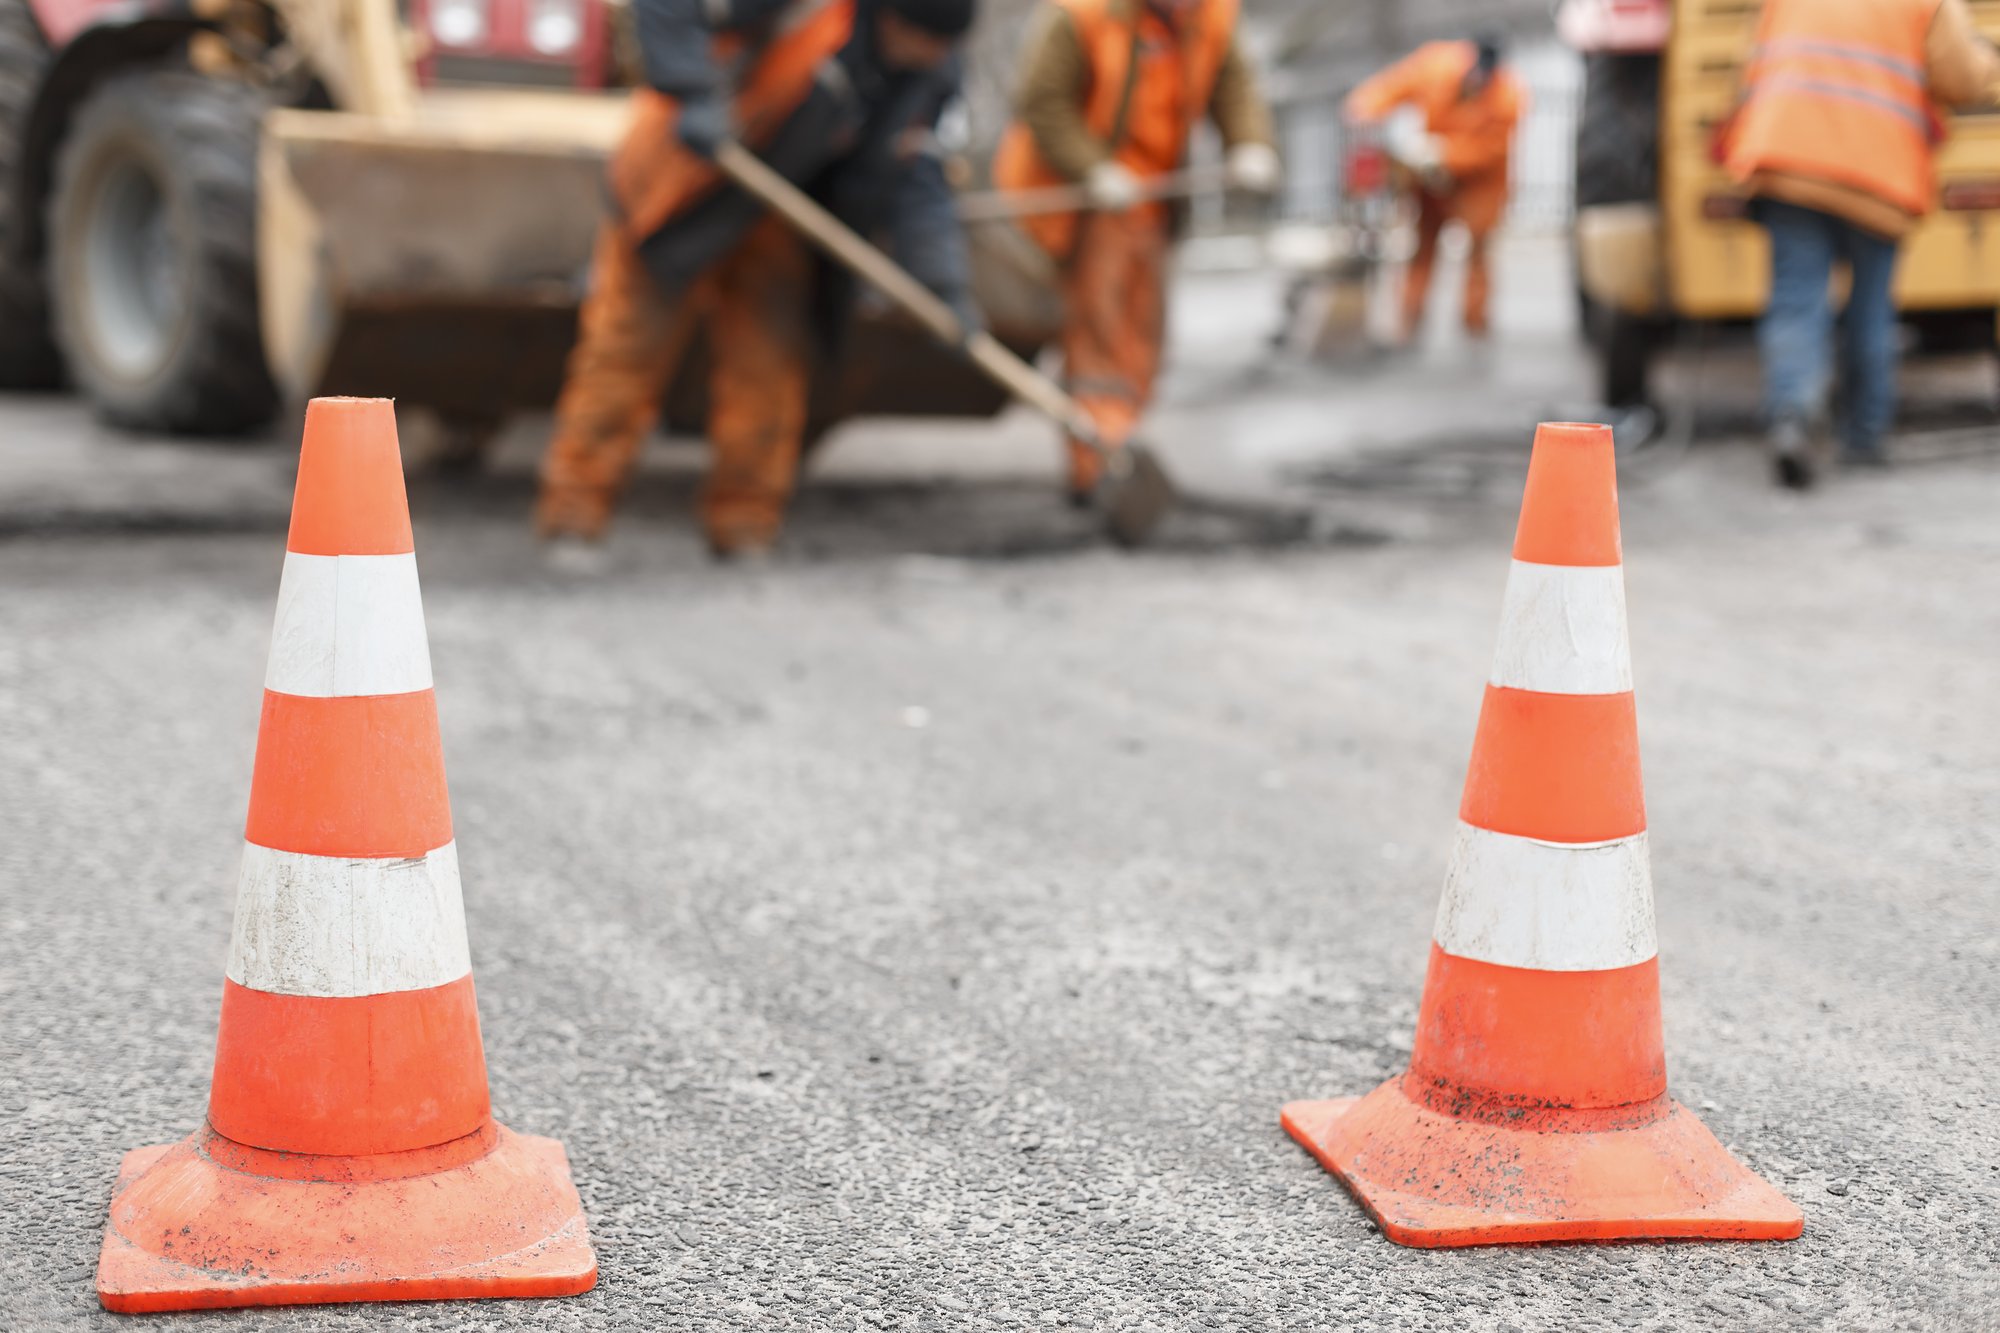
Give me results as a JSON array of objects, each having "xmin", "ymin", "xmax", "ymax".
[
  {"xmin": 1574, "ymin": 53, "xmax": 1661, "ymax": 348},
  {"xmin": 1574, "ymin": 53, "xmax": 1661, "ymax": 211},
  {"xmin": 0, "ymin": 0, "xmax": 61, "ymax": 388},
  {"xmin": 1601, "ymin": 309, "xmax": 1659, "ymax": 410},
  {"xmin": 47, "ymin": 69, "xmax": 276, "ymax": 433}
]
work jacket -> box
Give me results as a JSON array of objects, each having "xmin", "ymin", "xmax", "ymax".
[
  {"xmin": 1727, "ymin": 0, "xmax": 2000, "ymax": 239},
  {"xmin": 992, "ymin": 0, "xmax": 1271, "ymax": 256},
  {"xmin": 1345, "ymin": 41, "xmax": 1525, "ymax": 233},
  {"xmin": 614, "ymin": 0, "xmax": 970, "ymax": 305}
]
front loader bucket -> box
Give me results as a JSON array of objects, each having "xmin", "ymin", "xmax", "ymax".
[
  {"xmin": 260, "ymin": 91, "xmax": 1063, "ymax": 439},
  {"xmin": 259, "ymin": 92, "xmax": 628, "ymax": 424}
]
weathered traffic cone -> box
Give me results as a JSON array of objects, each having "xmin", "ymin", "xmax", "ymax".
[
  {"xmin": 97, "ymin": 398, "xmax": 597, "ymax": 1312},
  {"xmin": 1281, "ymin": 422, "xmax": 1804, "ymax": 1246}
]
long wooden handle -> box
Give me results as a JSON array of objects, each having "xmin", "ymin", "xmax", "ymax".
[
  {"xmin": 714, "ymin": 141, "xmax": 1100, "ymax": 445},
  {"xmin": 955, "ymin": 164, "xmax": 1233, "ymax": 223}
]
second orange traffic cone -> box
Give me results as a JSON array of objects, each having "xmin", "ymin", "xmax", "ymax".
[
  {"xmin": 1282, "ymin": 422, "xmax": 1804, "ymax": 1246},
  {"xmin": 97, "ymin": 399, "xmax": 598, "ymax": 1311}
]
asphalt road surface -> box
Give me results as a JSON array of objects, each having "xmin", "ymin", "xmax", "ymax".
[{"xmin": 4, "ymin": 256, "xmax": 1998, "ymax": 1330}]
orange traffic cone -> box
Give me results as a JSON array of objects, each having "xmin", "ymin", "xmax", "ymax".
[
  {"xmin": 1282, "ymin": 422, "xmax": 1804, "ymax": 1247},
  {"xmin": 97, "ymin": 399, "xmax": 598, "ymax": 1312}
]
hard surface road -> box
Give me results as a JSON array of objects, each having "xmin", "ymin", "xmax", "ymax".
[{"xmin": 3, "ymin": 251, "xmax": 1998, "ymax": 1329}]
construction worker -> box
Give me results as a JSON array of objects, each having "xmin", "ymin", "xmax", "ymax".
[
  {"xmin": 994, "ymin": 0, "xmax": 1279, "ymax": 501},
  {"xmin": 1725, "ymin": 0, "xmax": 2000, "ymax": 488},
  {"xmin": 536, "ymin": 0, "xmax": 979, "ymax": 558},
  {"xmin": 1345, "ymin": 34, "xmax": 1525, "ymax": 344}
]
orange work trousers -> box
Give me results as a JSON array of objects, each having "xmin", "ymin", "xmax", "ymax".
[
  {"xmin": 537, "ymin": 218, "xmax": 813, "ymax": 550},
  {"xmin": 1404, "ymin": 184, "xmax": 1500, "ymax": 339},
  {"xmin": 1059, "ymin": 208, "xmax": 1169, "ymax": 494}
]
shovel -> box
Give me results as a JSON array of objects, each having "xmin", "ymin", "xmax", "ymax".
[{"xmin": 713, "ymin": 140, "xmax": 1176, "ymax": 547}]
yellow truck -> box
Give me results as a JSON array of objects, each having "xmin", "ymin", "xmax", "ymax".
[{"xmin": 1565, "ymin": 0, "xmax": 2000, "ymax": 406}]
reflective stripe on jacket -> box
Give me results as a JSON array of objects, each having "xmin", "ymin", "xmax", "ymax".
[
  {"xmin": 992, "ymin": 0, "xmax": 1241, "ymax": 256},
  {"xmin": 1727, "ymin": 0, "xmax": 1943, "ymax": 220}
]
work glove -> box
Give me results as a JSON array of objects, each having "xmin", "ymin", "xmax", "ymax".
[
  {"xmin": 1226, "ymin": 142, "xmax": 1281, "ymax": 194},
  {"xmin": 1414, "ymin": 134, "xmax": 1453, "ymax": 193},
  {"xmin": 1085, "ymin": 161, "xmax": 1142, "ymax": 211},
  {"xmin": 676, "ymin": 90, "xmax": 734, "ymax": 159}
]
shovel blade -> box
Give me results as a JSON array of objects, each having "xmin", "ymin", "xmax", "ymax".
[{"xmin": 1102, "ymin": 445, "xmax": 1176, "ymax": 547}]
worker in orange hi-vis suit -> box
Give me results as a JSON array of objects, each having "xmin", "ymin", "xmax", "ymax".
[
  {"xmin": 1724, "ymin": 0, "xmax": 2000, "ymax": 488},
  {"xmin": 994, "ymin": 0, "xmax": 1278, "ymax": 502},
  {"xmin": 536, "ymin": 0, "xmax": 980, "ymax": 562},
  {"xmin": 1346, "ymin": 34, "xmax": 1526, "ymax": 342}
]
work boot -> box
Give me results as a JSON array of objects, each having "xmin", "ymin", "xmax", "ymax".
[
  {"xmin": 535, "ymin": 485, "xmax": 612, "ymax": 543},
  {"xmin": 705, "ymin": 518, "xmax": 781, "ymax": 563},
  {"xmin": 1841, "ymin": 441, "xmax": 1891, "ymax": 471},
  {"xmin": 1066, "ymin": 440, "xmax": 1104, "ymax": 508},
  {"xmin": 709, "ymin": 537, "xmax": 778, "ymax": 566},
  {"xmin": 536, "ymin": 489, "xmax": 613, "ymax": 575},
  {"xmin": 543, "ymin": 535, "xmax": 611, "ymax": 577},
  {"xmin": 1767, "ymin": 415, "xmax": 1817, "ymax": 491}
]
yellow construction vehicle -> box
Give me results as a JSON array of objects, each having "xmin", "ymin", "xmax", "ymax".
[
  {"xmin": 0, "ymin": 0, "xmax": 1057, "ymax": 449},
  {"xmin": 1565, "ymin": 0, "xmax": 2000, "ymax": 407}
]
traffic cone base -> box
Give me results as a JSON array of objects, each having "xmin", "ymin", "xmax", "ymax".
[
  {"xmin": 1282, "ymin": 1078, "xmax": 1804, "ymax": 1247},
  {"xmin": 97, "ymin": 1123, "xmax": 595, "ymax": 1313}
]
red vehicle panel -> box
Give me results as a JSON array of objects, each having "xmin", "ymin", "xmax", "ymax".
[
  {"xmin": 410, "ymin": 0, "xmax": 613, "ymax": 88},
  {"xmin": 28, "ymin": 0, "xmax": 122, "ymax": 46}
]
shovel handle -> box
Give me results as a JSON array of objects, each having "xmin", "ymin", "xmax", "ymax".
[
  {"xmin": 955, "ymin": 164, "xmax": 1233, "ymax": 223},
  {"xmin": 712, "ymin": 140, "xmax": 1104, "ymax": 449}
]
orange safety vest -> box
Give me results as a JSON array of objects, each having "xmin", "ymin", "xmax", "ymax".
[
  {"xmin": 1726, "ymin": 0, "xmax": 1942, "ymax": 218},
  {"xmin": 1345, "ymin": 42, "xmax": 1523, "ymax": 185},
  {"xmin": 993, "ymin": 0, "xmax": 1239, "ymax": 256},
  {"xmin": 1343, "ymin": 40, "xmax": 1523, "ymax": 233},
  {"xmin": 609, "ymin": 0, "xmax": 855, "ymax": 244}
]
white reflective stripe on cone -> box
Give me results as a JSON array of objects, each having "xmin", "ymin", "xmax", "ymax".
[
  {"xmin": 1433, "ymin": 822, "xmax": 1657, "ymax": 972},
  {"xmin": 265, "ymin": 552, "xmax": 433, "ymax": 698},
  {"xmin": 227, "ymin": 841, "xmax": 472, "ymax": 997},
  {"xmin": 1488, "ymin": 560, "xmax": 1633, "ymax": 696}
]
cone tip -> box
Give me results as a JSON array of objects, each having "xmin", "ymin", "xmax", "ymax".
[
  {"xmin": 1513, "ymin": 420, "xmax": 1621, "ymax": 567},
  {"xmin": 1533, "ymin": 421, "xmax": 1613, "ymax": 450},
  {"xmin": 289, "ymin": 398, "xmax": 413, "ymax": 557},
  {"xmin": 301, "ymin": 395, "xmax": 398, "ymax": 434}
]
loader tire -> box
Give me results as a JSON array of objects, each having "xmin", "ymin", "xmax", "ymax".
[
  {"xmin": 0, "ymin": 0, "xmax": 62, "ymax": 388},
  {"xmin": 1574, "ymin": 53, "xmax": 1661, "ymax": 210},
  {"xmin": 48, "ymin": 69, "xmax": 276, "ymax": 433},
  {"xmin": 1574, "ymin": 53, "xmax": 1661, "ymax": 347},
  {"xmin": 1601, "ymin": 309, "xmax": 1658, "ymax": 410}
]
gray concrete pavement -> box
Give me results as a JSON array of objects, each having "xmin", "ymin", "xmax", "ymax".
[{"xmin": 3, "ymin": 251, "xmax": 1999, "ymax": 1330}]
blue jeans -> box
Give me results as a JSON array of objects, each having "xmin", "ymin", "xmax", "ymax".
[{"xmin": 1756, "ymin": 199, "xmax": 1901, "ymax": 455}]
